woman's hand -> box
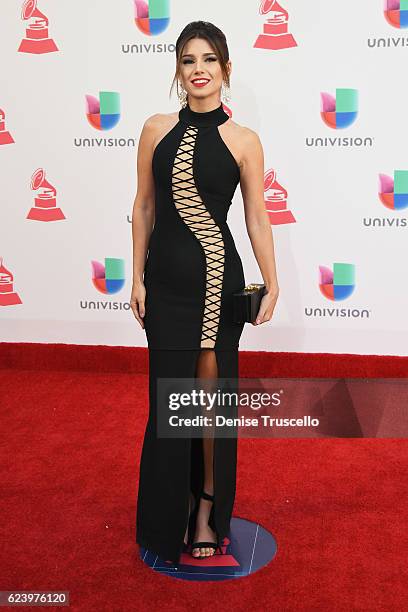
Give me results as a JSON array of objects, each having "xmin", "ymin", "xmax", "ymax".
[
  {"xmin": 130, "ymin": 281, "xmax": 146, "ymax": 329},
  {"xmin": 252, "ymin": 286, "xmax": 279, "ymax": 326}
]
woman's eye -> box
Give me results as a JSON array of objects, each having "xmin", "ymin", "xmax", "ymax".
[{"xmin": 182, "ymin": 57, "xmax": 217, "ymax": 64}]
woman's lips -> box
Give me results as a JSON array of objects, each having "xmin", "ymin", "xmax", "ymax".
[{"xmin": 191, "ymin": 79, "xmax": 210, "ymax": 88}]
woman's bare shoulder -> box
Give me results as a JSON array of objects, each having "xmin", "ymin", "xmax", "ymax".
[
  {"xmin": 227, "ymin": 119, "xmax": 261, "ymax": 145},
  {"xmin": 143, "ymin": 111, "xmax": 179, "ymax": 130},
  {"xmin": 221, "ymin": 119, "xmax": 262, "ymax": 168}
]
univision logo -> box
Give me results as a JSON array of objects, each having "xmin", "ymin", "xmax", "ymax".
[
  {"xmin": 379, "ymin": 170, "xmax": 408, "ymax": 210},
  {"xmin": 74, "ymin": 92, "xmax": 135, "ymax": 147},
  {"xmin": 384, "ymin": 0, "xmax": 408, "ymax": 28},
  {"xmin": 306, "ymin": 88, "xmax": 374, "ymax": 148},
  {"xmin": 363, "ymin": 170, "xmax": 408, "ymax": 228},
  {"xmin": 121, "ymin": 0, "xmax": 175, "ymax": 54},
  {"xmin": 91, "ymin": 258, "xmax": 125, "ymax": 294},
  {"xmin": 304, "ymin": 263, "xmax": 370, "ymax": 318},
  {"xmin": 320, "ymin": 89, "xmax": 358, "ymax": 129},
  {"xmin": 368, "ymin": 1, "xmax": 408, "ymax": 47},
  {"xmin": 134, "ymin": 0, "xmax": 170, "ymax": 35},
  {"xmin": 86, "ymin": 92, "xmax": 120, "ymax": 131},
  {"xmin": 80, "ymin": 258, "xmax": 130, "ymax": 311},
  {"xmin": 319, "ymin": 263, "xmax": 355, "ymax": 301}
]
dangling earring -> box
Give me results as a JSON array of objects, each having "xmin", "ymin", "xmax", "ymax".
[
  {"xmin": 178, "ymin": 80, "xmax": 188, "ymax": 108},
  {"xmin": 221, "ymin": 81, "xmax": 231, "ymax": 105}
]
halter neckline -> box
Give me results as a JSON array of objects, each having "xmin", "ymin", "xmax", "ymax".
[{"xmin": 179, "ymin": 102, "xmax": 230, "ymax": 127}]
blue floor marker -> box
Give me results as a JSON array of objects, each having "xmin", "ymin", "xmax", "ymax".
[{"xmin": 139, "ymin": 517, "xmax": 277, "ymax": 582}]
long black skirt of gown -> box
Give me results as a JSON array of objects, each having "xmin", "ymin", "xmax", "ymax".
[
  {"xmin": 135, "ymin": 102, "xmax": 246, "ymax": 564},
  {"xmin": 136, "ymin": 348, "xmax": 241, "ymax": 564}
]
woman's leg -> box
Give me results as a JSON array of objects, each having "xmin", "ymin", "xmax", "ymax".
[{"xmin": 191, "ymin": 348, "xmax": 218, "ymax": 557}]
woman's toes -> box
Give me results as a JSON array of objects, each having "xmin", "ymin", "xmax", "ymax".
[{"xmin": 191, "ymin": 545, "xmax": 216, "ymax": 557}]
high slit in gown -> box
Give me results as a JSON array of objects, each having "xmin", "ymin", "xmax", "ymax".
[{"xmin": 136, "ymin": 102, "xmax": 246, "ymax": 564}]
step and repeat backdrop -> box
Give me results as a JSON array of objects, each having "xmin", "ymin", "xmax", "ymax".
[{"xmin": 1, "ymin": 1, "xmax": 407, "ymax": 355}]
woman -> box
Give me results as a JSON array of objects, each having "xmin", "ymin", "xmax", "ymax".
[{"xmin": 131, "ymin": 21, "xmax": 279, "ymax": 564}]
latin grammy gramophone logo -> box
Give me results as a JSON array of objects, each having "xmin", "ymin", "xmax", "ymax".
[
  {"xmin": 264, "ymin": 168, "xmax": 295, "ymax": 225},
  {"xmin": 27, "ymin": 168, "xmax": 65, "ymax": 221},
  {"xmin": 18, "ymin": 0, "xmax": 58, "ymax": 54},
  {"xmin": 0, "ymin": 257, "xmax": 22, "ymax": 307},
  {"xmin": 0, "ymin": 108, "xmax": 14, "ymax": 145},
  {"xmin": 254, "ymin": 0, "xmax": 297, "ymax": 51},
  {"xmin": 134, "ymin": 0, "xmax": 170, "ymax": 36}
]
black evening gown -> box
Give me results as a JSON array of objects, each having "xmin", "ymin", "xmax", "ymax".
[{"xmin": 136, "ymin": 102, "xmax": 246, "ymax": 564}]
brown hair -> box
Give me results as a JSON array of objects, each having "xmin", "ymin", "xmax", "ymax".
[{"xmin": 169, "ymin": 21, "xmax": 230, "ymax": 100}]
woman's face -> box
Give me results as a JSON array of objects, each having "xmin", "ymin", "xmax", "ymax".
[{"xmin": 178, "ymin": 37, "xmax": 230, "ymax": 103}]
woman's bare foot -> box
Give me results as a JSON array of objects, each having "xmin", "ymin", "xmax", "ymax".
[{"xmin": 191, "ymin": 496, "xmax": 217, "ymax": 557}]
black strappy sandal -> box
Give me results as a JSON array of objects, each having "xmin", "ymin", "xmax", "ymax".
[{"xmin": 190, "ymin": 490, "xmax": 222, "ymax": 559}]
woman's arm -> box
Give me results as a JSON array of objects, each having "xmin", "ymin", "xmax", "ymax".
[
  {"xmin": 239, "ymin": 128, "xmax": 279, "ymax": 325},
  {"xmin": 130, "ymin": 115, "xmax": 158, "ymax": 329}
]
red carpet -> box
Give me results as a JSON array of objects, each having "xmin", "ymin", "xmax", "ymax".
[{"xmin": 1, "ymin": 343, "xmax": 407, "ymax": 611}]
